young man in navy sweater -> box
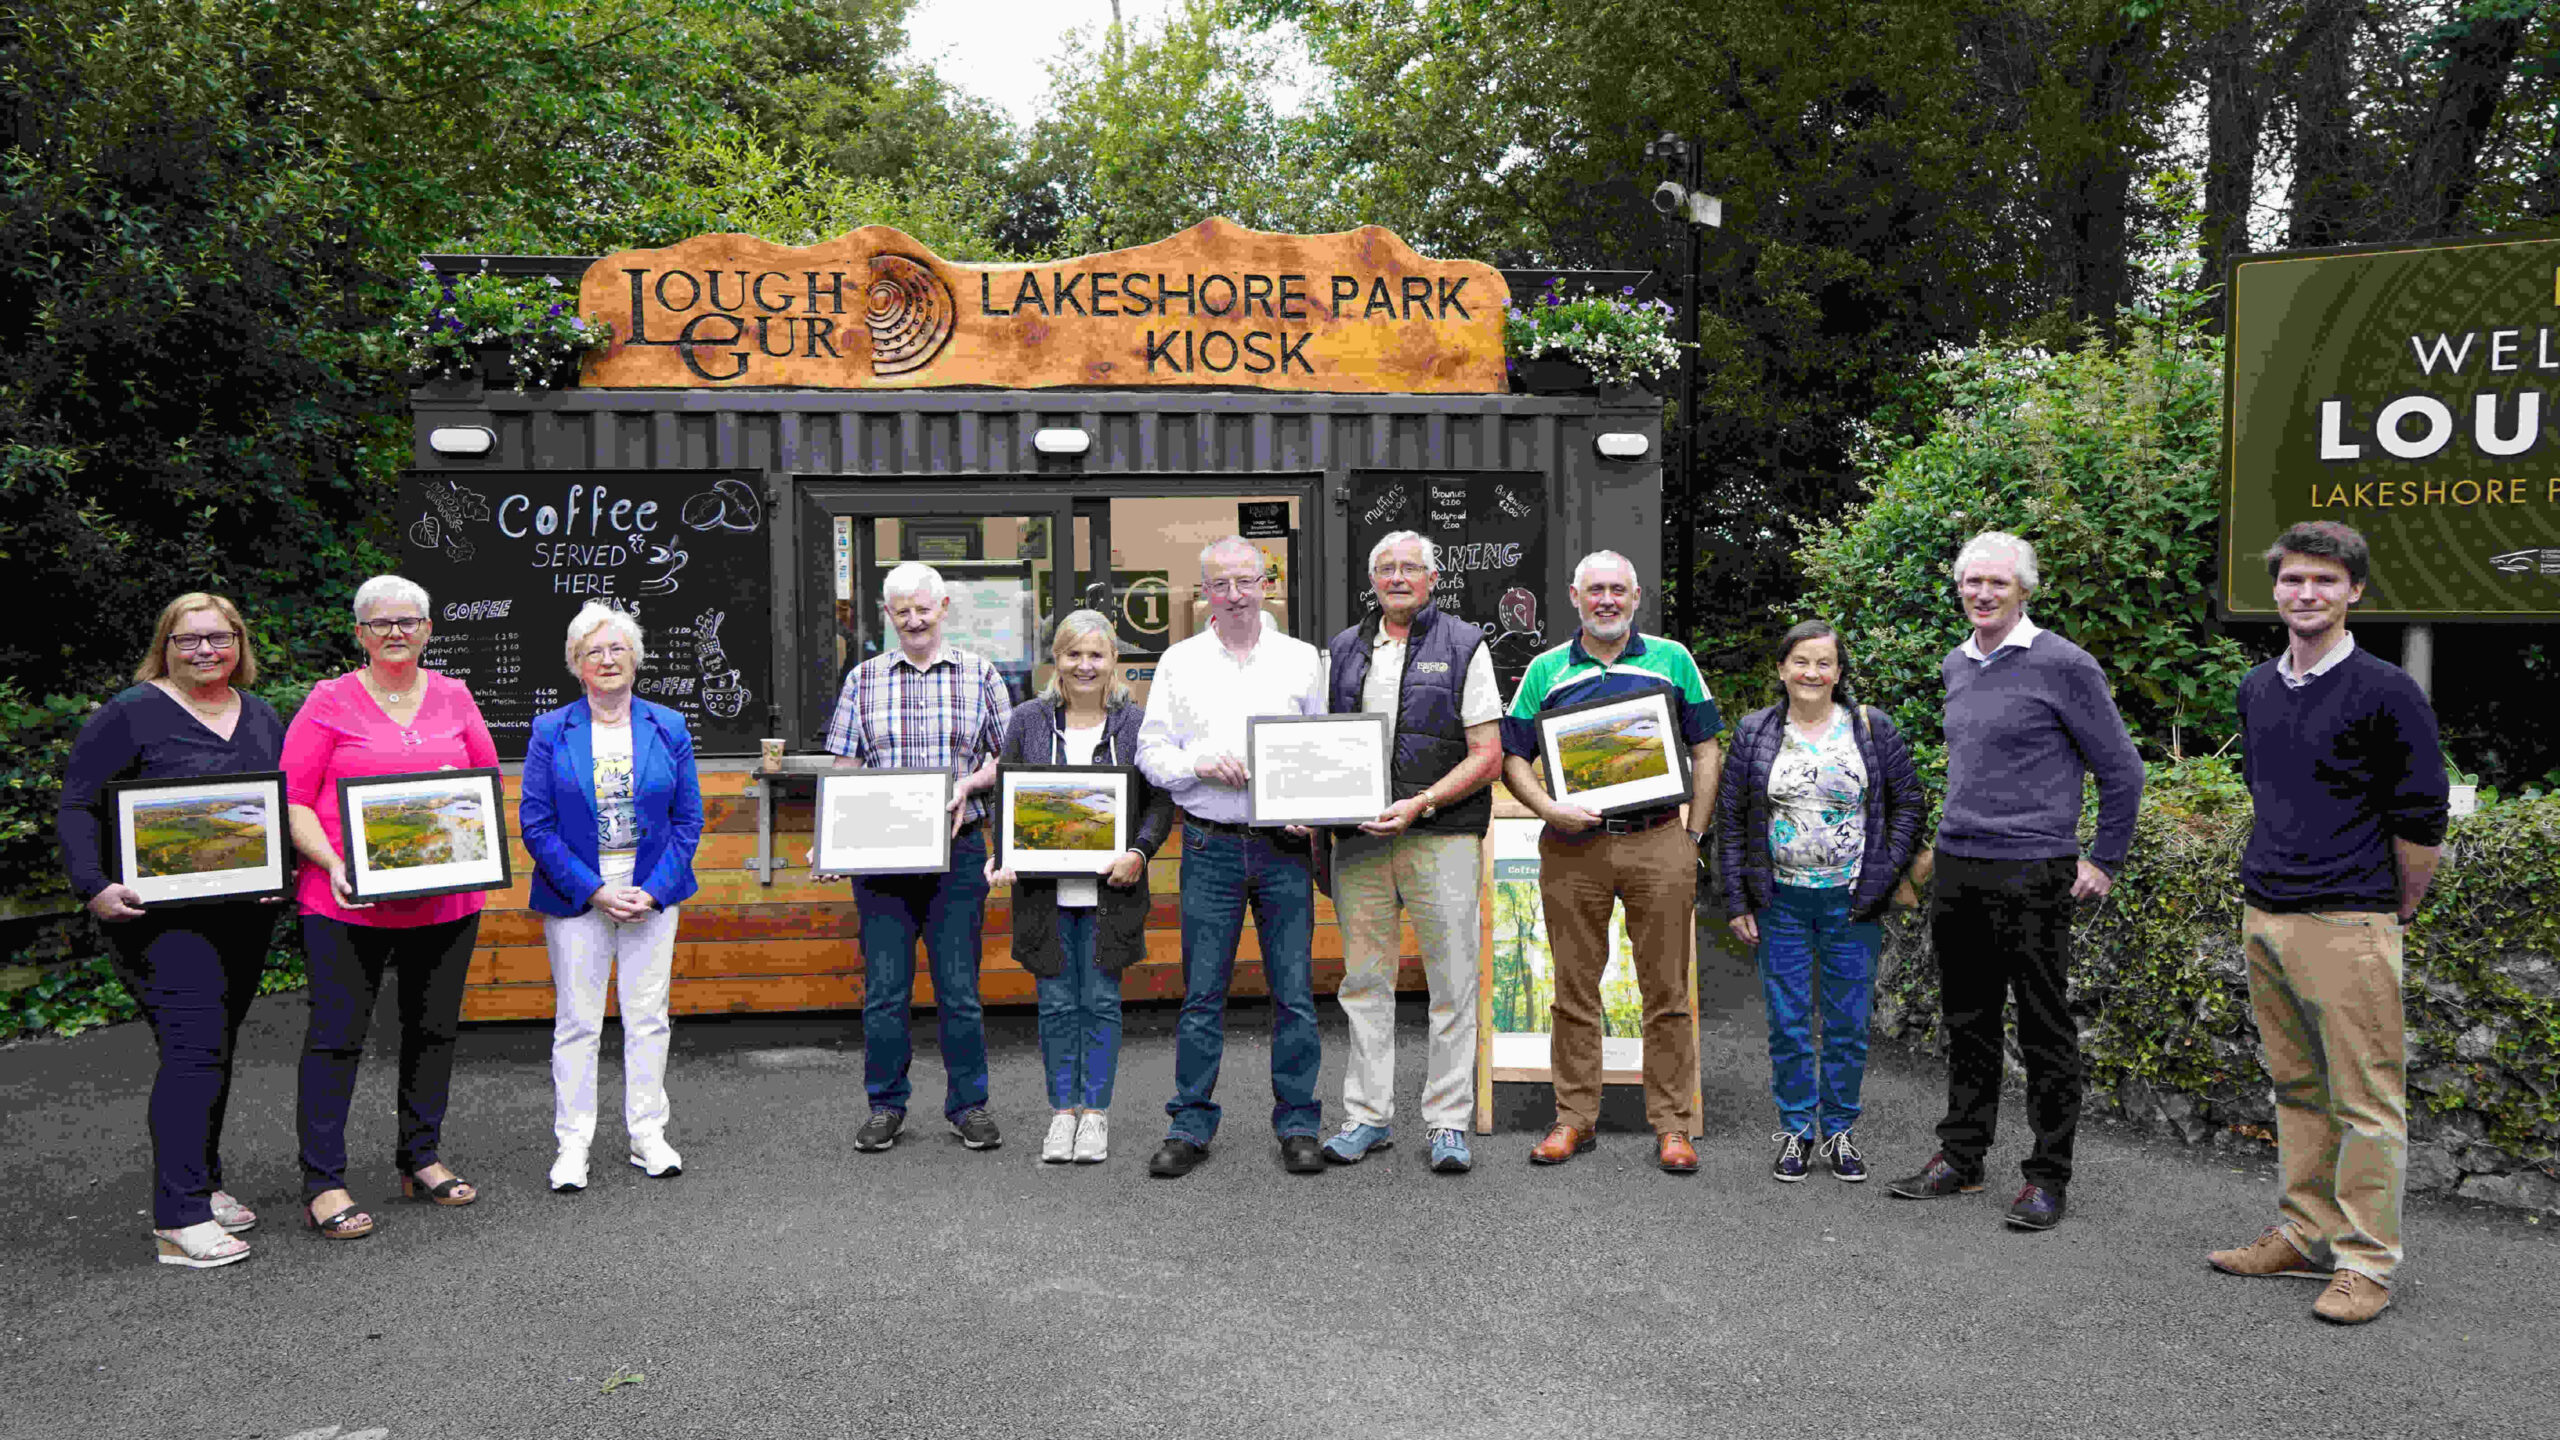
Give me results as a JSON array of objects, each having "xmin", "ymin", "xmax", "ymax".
[{"xmin": 2208, "ymin": 521, "xmax": 2446, "ymax": 1326}]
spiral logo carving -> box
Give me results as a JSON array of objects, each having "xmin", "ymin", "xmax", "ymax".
[{"xmin": 866, "ymin": 255, "xmax": 955, "ymax": 375}]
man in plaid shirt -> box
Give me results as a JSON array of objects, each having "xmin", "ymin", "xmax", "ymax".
[{"xmin": 826, "ymin": 561, "xmax": 1014, "ymax": 1154}]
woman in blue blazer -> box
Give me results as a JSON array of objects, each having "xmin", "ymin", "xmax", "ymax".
[{"xmin": 519, "ymin": 602, "xmax": 704, "ymax": 1193}]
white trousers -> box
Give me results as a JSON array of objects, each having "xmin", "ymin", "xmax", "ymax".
[
  {"xmin": 544, "ymin": 891, "xmax": 679, "ymax": 1152},
  {"xmin": 1331, "ymin": 829, "xmax": 1480, "ymax": 1132}
]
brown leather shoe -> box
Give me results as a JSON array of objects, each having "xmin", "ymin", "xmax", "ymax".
[
  {"xmin": 2208, "ymin": 1227, "xmax": 2329, "ymax": 1279},
  {"xmin": 1657, "ymin": 1131, "xmax": 1699, "ymax": 1173},
  {"xmin": 1529, "ymin": 1122, "xmax": 1595, "ymax": 1165},
  {"xmin": 2312, "ymin": 1270, "xmax": 2391, "ymax": 1325}
]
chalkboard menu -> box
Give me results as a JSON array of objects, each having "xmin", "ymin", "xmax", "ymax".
[
  {"xmin": 1346, "ymin": 470, "xmax": 1550, "ymax": 698},
  {"xmin": 398, "ymin": 471, "xmax": 774, "ymax": 758}
]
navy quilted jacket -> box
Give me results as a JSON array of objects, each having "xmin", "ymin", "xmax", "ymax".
[{"xmin": 1715, "ymin": 703, "xmax": 1926, "ymax": 922}]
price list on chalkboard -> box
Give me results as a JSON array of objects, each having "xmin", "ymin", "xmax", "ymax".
[
  {"xmin": 398, "ymin": 470, "xmax": 774, "ymax": 758},
  {"xmin": 1345, "ymin": 470, "xmax": 1550, "ymax": 699}
]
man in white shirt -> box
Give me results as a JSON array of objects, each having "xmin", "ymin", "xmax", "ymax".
[
  {"xmin": 1136, "ymin": 536, "xmax": 1329, "ymax": 1177},
  {"xmin": 1318, "ymin": 532, "xmax": 1503, "ymax": 1173}
]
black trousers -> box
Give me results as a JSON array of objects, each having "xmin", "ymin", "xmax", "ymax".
[
  {"xmin": 296, "ymin": 913, "xmax": 478, "ymax": 1196},
  {"xmin": 1930, "ymin": 854, "xmax": 2082, "ymax": 1191},
  {"xmin": 107, "ymin": 904, "xmax": 278, "ymax": 1228}
]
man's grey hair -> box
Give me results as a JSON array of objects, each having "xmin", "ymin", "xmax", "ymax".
[
  {"xmin": 352, "ymin": 574, "xmax": 431, "ymax": 621},
  {"xmin": 1570, "ymin": 550, "xmax": 1640, "ymax": 590},
  {"xmin": 1367, "ymin": 530, "xmax": 1440, "ymax": 574},
  {"xmin": 1038, "ymin": 608, "xmax": 1132, "ymax": 707},
  {"xmin": 564, "ymin": 601, "xmax": 646, "ymax": 678},
  {"xmin": 1952, "ymin": 531, "xmax": 2040, "ymax": 593},
  {"xmin": 880, "ymin": 561, "xmax": 947, "ymax": 606},
  {"xmin": 1197, "ymin": 535, "xmax": 1265, "ymax": 582}
]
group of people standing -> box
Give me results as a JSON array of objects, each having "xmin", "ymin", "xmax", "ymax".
[{"xmin": 59, "ymin": 517, "xmax": 2445, "ymax": 1327}]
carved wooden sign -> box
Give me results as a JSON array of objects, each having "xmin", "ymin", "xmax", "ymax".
[{"xmin": 577, "ymin": 217, "xmax": 1509, "ymax": 393}]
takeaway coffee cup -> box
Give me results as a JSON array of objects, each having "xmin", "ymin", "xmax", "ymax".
[{"xmin": 760, "ymin": 738, "xmax": 784, "ymax": 773}]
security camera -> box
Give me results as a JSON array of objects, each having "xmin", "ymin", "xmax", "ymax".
[{"xmin": 1652, "ymin": 181, "xmax": 1686, "ymax": 216}]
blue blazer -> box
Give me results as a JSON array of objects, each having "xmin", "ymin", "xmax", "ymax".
[{"xmin": 519, "ymin": 697, "xmax": 704, "ymax": 918}]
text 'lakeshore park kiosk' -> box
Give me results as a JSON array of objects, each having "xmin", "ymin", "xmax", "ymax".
[{"xmin": 405, "ymin": 219, "xmax": 1664, "ymax": 1022}]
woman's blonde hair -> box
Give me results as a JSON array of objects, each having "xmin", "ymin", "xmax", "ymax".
[
  {"xmin": 134, "ymin": 593, "xmax": 256, "ymax": 687},
  {"xmin": 1037, "ymin": 608, "xmax": 1130, "ymax": 707}
]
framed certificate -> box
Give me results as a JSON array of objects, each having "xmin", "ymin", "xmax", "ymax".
[
  {"xmin": 1534, "ymin": 690, "xmax": 1691, "ymax": 816},
  {"xmin": 997, "ymin": 766, "xmax": 1135, "ymax": 876},
  {"xmin": 337, "ymin": 767, "xmax": 513, "ymax": 902},
  {"xmin": 815, "ymin": 768, "xmax": 954, "ymax": 876},
  {"xmin": 1246, "ymin": 713, "xmax": 1392, "ymax": 826},
  {"xmin": 104, "ymin": 770, "xmax": 289, "ymax": 907}
]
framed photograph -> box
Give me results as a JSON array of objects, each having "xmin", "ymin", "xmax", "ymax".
[
  {"xmin": 1535, "ymin": 690, "xmax": 1691, "ymax": 817},
  {"xmin": 997, "ymin": 765, "xmax": 1134, "ymax": 876},
  {"xmin": 1246, "ymin": 713, "xmax": 1391, "ymax": 827},
  {"xmin": 104, "ymin": 770, "xmax": 289, "ymax": 907},
  {"xmin": 338, "ymin": 767, "xmax": 513, "ymax": 902},
  {"xmin": 815, "ymin": 768, "xmax": 954, "ymax": 876}
]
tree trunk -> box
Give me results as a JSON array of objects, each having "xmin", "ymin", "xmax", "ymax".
[
  {"xmin": 2407, "ymin": 11, "xmax": 2529, "ymax": 238},
  {"xmin": 2198, "ymin": 0, "xmax": 2271, "ymax": 331},
  {"xmin": 2284, "ymin": 0, "xmax": 2360, "ymax": 248},
  {"xmin": 2065, "ymin": 22, "xmax": 2150, "ymax": 324}
]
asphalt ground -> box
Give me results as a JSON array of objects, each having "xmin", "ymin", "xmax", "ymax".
[{"xmin": 3, "ymin": 927, "xmax": 2553, "ymax": 1440}]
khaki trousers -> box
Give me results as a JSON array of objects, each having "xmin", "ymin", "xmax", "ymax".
[
  {"xmin": 1332, "ymin": 830, "xmax": 1482, "ymax": 1133},
  {"xmin": 2241, "ymin": 905, "xmax": 2407, "ymax": 1284},
  {"xmin": 1537, "ymin": 821, "xmax": 1697, "ymax": 1134}
]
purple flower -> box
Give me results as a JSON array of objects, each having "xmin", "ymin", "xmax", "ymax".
[{"xmin": 547, "ymin": 303, "xmax": 563, "ymax": 317}]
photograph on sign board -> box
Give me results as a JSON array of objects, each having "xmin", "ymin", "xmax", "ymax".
[
  {"xmin": 1484, "ymin": 818, "xmax": 1646, "ymax": 1081},
  {"xmin": 1536, "ymin": 691, "xmax": 1690, "ymax": 816},
  {"xmin": 815, "ymin": 769, "xmax": 953, "ymax": 876},
  {"xmin": 339, "ymin": 768, "xmax": 512, "ymax": 902},
  {"xmin": 1245, "ymin": 713, "xmax": 1391, "ymax": 826},
  {"xmin": 997, "ymin": 766, "xmax": 1133, "ymax": 877},
  {"xmin": 108, "ymin": 771, "xmax": 289, "ymax": 907}
]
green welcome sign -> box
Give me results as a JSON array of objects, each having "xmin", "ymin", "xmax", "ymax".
[{"xmin": 2224, "ymin": 234, "xmax": 2560, "ymax": 618}]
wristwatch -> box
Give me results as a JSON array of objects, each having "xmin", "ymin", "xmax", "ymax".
[
  {"xmin": 1687, "ymin": 829, "xmax": 1707, "ymax": 846},
  {"xmin": 1416, "ymin": 795, "xmax": 1438, "ymax": 820}
]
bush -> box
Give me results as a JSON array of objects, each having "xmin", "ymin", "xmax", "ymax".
[
  {"xmin": 0, "ymin": 943, "xmax": 307, "ymax": 1045},
  {"xmin": 1799, "ymin": 306, "xmax": 2249, "ymax": 771},
  {"xmin": 1873, "ymin": 760, "xmax": 2560, "ymax": 1196}
]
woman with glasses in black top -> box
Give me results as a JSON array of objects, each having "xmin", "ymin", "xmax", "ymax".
[{"xmin": 57, "ymin": 593, "xmax": 287, "ymax": 1268}]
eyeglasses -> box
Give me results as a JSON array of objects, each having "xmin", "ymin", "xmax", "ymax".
[
  {"xmin": 359, "ymin": 617, "xmax": 427, "ymax": 636},
  {"xmin": 1372, "ymin": 563, "xmax": 1431, "ymax": 579},
  {"xmin": 1204, "ymin": 577, "xmax": 1266, "ymax": 597},
  {"xmin": 581, "ymin": 644, "xmax": 634, "ymax": 664},
  {"xmin": 170, "ymin": 632, "xmax": 239, "ymax": 653}
]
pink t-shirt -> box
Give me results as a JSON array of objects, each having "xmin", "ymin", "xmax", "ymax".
[{"xmin": 284, "ymin": 669, "xmax": 501, "ymax": 927}]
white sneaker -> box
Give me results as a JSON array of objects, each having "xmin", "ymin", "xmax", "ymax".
[
  {"xmin": 628, "ymin": 1135, "xmax": 684, "ymax": 1178},
  {"xmin": 1040, "ymin": 1111, "xmax": 1078, "ymax": 1164},
  {"xmin": 1072, "ymin": 1110, "xmax": 1108, "ymax": 1164},
  {"xmin": 548, "ymin": 1149, "xmax": 590, "ymax": 1193}
]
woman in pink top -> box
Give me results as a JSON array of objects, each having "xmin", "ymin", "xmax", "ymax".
[{"xmin": 282, "ymin": 575, "xmax": 499, "ymax": 1240}]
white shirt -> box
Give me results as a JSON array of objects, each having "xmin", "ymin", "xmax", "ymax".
[
  {"xmin": 1137, "ymin": 613, "xmax": 1328, "ymax": 824},
  {"xmin": 1056, "ymin": 723, "xmax": 1104, "ymax": 907},
  {"xmin": 2275, "ymin": 630, "xmax": 2357, "ymax": 689},
  {"xmin": 1959, "ymin": 614, "xmax": 2044, "ymax": 664},
  {"xmin": 1361, "ymin": 627, "xmax": 1503, "ymax": 732}
]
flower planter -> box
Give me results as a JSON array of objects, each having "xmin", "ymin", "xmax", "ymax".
[{"xmin": 1512, "ymin": 357, "xmax": 1598, "ymax": 394}]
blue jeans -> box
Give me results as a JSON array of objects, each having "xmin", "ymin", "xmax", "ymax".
[
  {"xmin": 1036, "ymin": 907, "xmax": 1122, "ymax": 1109},
  {"xmin": 851, "ymin": 825, "xmax": 991, "ymax": 1120},
  {"xmin": 1756, "ymin": 882, "xmax": 1880, "ymax": 1138},
  {"xmin": 1166, "ymin": 823, "xmax": 1321, "ymax": 1145}
]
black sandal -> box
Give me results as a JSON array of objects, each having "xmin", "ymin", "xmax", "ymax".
[
  {"xmin": 302, "ymin": 1198, "xmax": 374, "ymax": 1241},
  {"xmin": 398, "ymin": 1168, "xmax": 478, "ymax": 1207}
]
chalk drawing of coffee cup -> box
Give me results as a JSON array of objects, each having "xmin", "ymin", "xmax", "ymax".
[
  {"xmin": 702, "ymin": 669, "xmax": 750, "ymax": 719},
  {"xmin": 680, "ymin": 477, "xmax": 763, "ymax": 532},
  {"xmin": 639, "ymin": 539, "xmax": 689, "ymax": 596}
]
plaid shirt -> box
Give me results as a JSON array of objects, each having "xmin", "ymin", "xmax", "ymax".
[{"xmin": 825, "ymin": 644, "xmax": 1013, "ymax": 827}]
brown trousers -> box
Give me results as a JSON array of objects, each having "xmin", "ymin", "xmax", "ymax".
[
  {"xmin": 1537, "ymin": 820, "xmax": 1698, "ymax": 1134},
  {"xmin": 2241, "ymin": 905, "xmax": 2408, "ymax": 1284}
]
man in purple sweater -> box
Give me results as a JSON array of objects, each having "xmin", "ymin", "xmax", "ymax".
[
  {"xmin": 1887, "ymin": 531, "xmax": 2144, "ymax": 1231},
  {"xmin": 2207, "ymin": 521, "xmax": 2444, "ymax": 1326}
]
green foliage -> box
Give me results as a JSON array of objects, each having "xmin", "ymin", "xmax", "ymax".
[
  {"xmin": 0, "ymin": 684, "xmax": 92, "ymax": 901},
  {"xmin": 1874, "ymin": 761, "xmax": 2560, "ymax": 1164},
  {"xmin": 612, "ymin": 124, "xmax": 1017, "ymax": 260},
  {"xmin": 1799, "ymin": 301, "xmax": 2248, "ymax": 763},
  {"xmin": 0, "ymin": 944, "xmax": 307, "ymax": 1045},
  {"xmin": 391, "ymin": 264, "xmax": 612, "ymax": 389},
  {"xmin": 1503, "ymin": 280, "xmax": 1684, "ymax": 388}
]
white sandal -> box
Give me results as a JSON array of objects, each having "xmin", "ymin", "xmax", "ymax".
[
  {"xmin": 209, "ymin": 1190, "xmax": 257, "ymax": 1233},
  {"xmin": 154, "ymin": 1220, "xmax": 251, "ymax": 1269}
]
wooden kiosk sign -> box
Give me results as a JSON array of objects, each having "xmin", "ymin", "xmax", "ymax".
[{"xmin": 579, "ymin": 218, "xmax": 1508, "ymax": 394}]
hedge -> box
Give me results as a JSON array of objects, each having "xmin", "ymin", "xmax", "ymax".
[{"xmin": 1871, "ymin": 758, "xmax": 2560, "ymax": 1211}]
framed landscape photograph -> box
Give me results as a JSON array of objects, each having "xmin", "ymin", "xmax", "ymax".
[
  {"xmin": 105, "ymin": 771, "xmax": 289, "ymax": 907},
  {"xmin": 1245, "ymin": 713, "xmax": 1390, "ymax": 827},
  {"xmin": 815, "ymin": 769, "xmax": 954, "ymax": 876},
  {"xmin": 997, "ymin": 765, "xmax": 1133, "ymax": 877},
  {"xmin": 338, "ymin": 768, "xmax": 512, "ymax": 902},
  {"xmin": 1535, "ymin": 690, "xmax": 1691, "ymax": 817}
]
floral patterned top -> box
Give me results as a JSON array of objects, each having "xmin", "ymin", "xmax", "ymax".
[{"xmin": 1767, "ymin": 710, "xmax": 1868, "ymax": 889}]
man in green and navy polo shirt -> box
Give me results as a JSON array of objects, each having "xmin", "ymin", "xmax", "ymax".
[{"xmin": 1500, "ymin": 550, "xmax": 1722, "ymax": 1173}]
